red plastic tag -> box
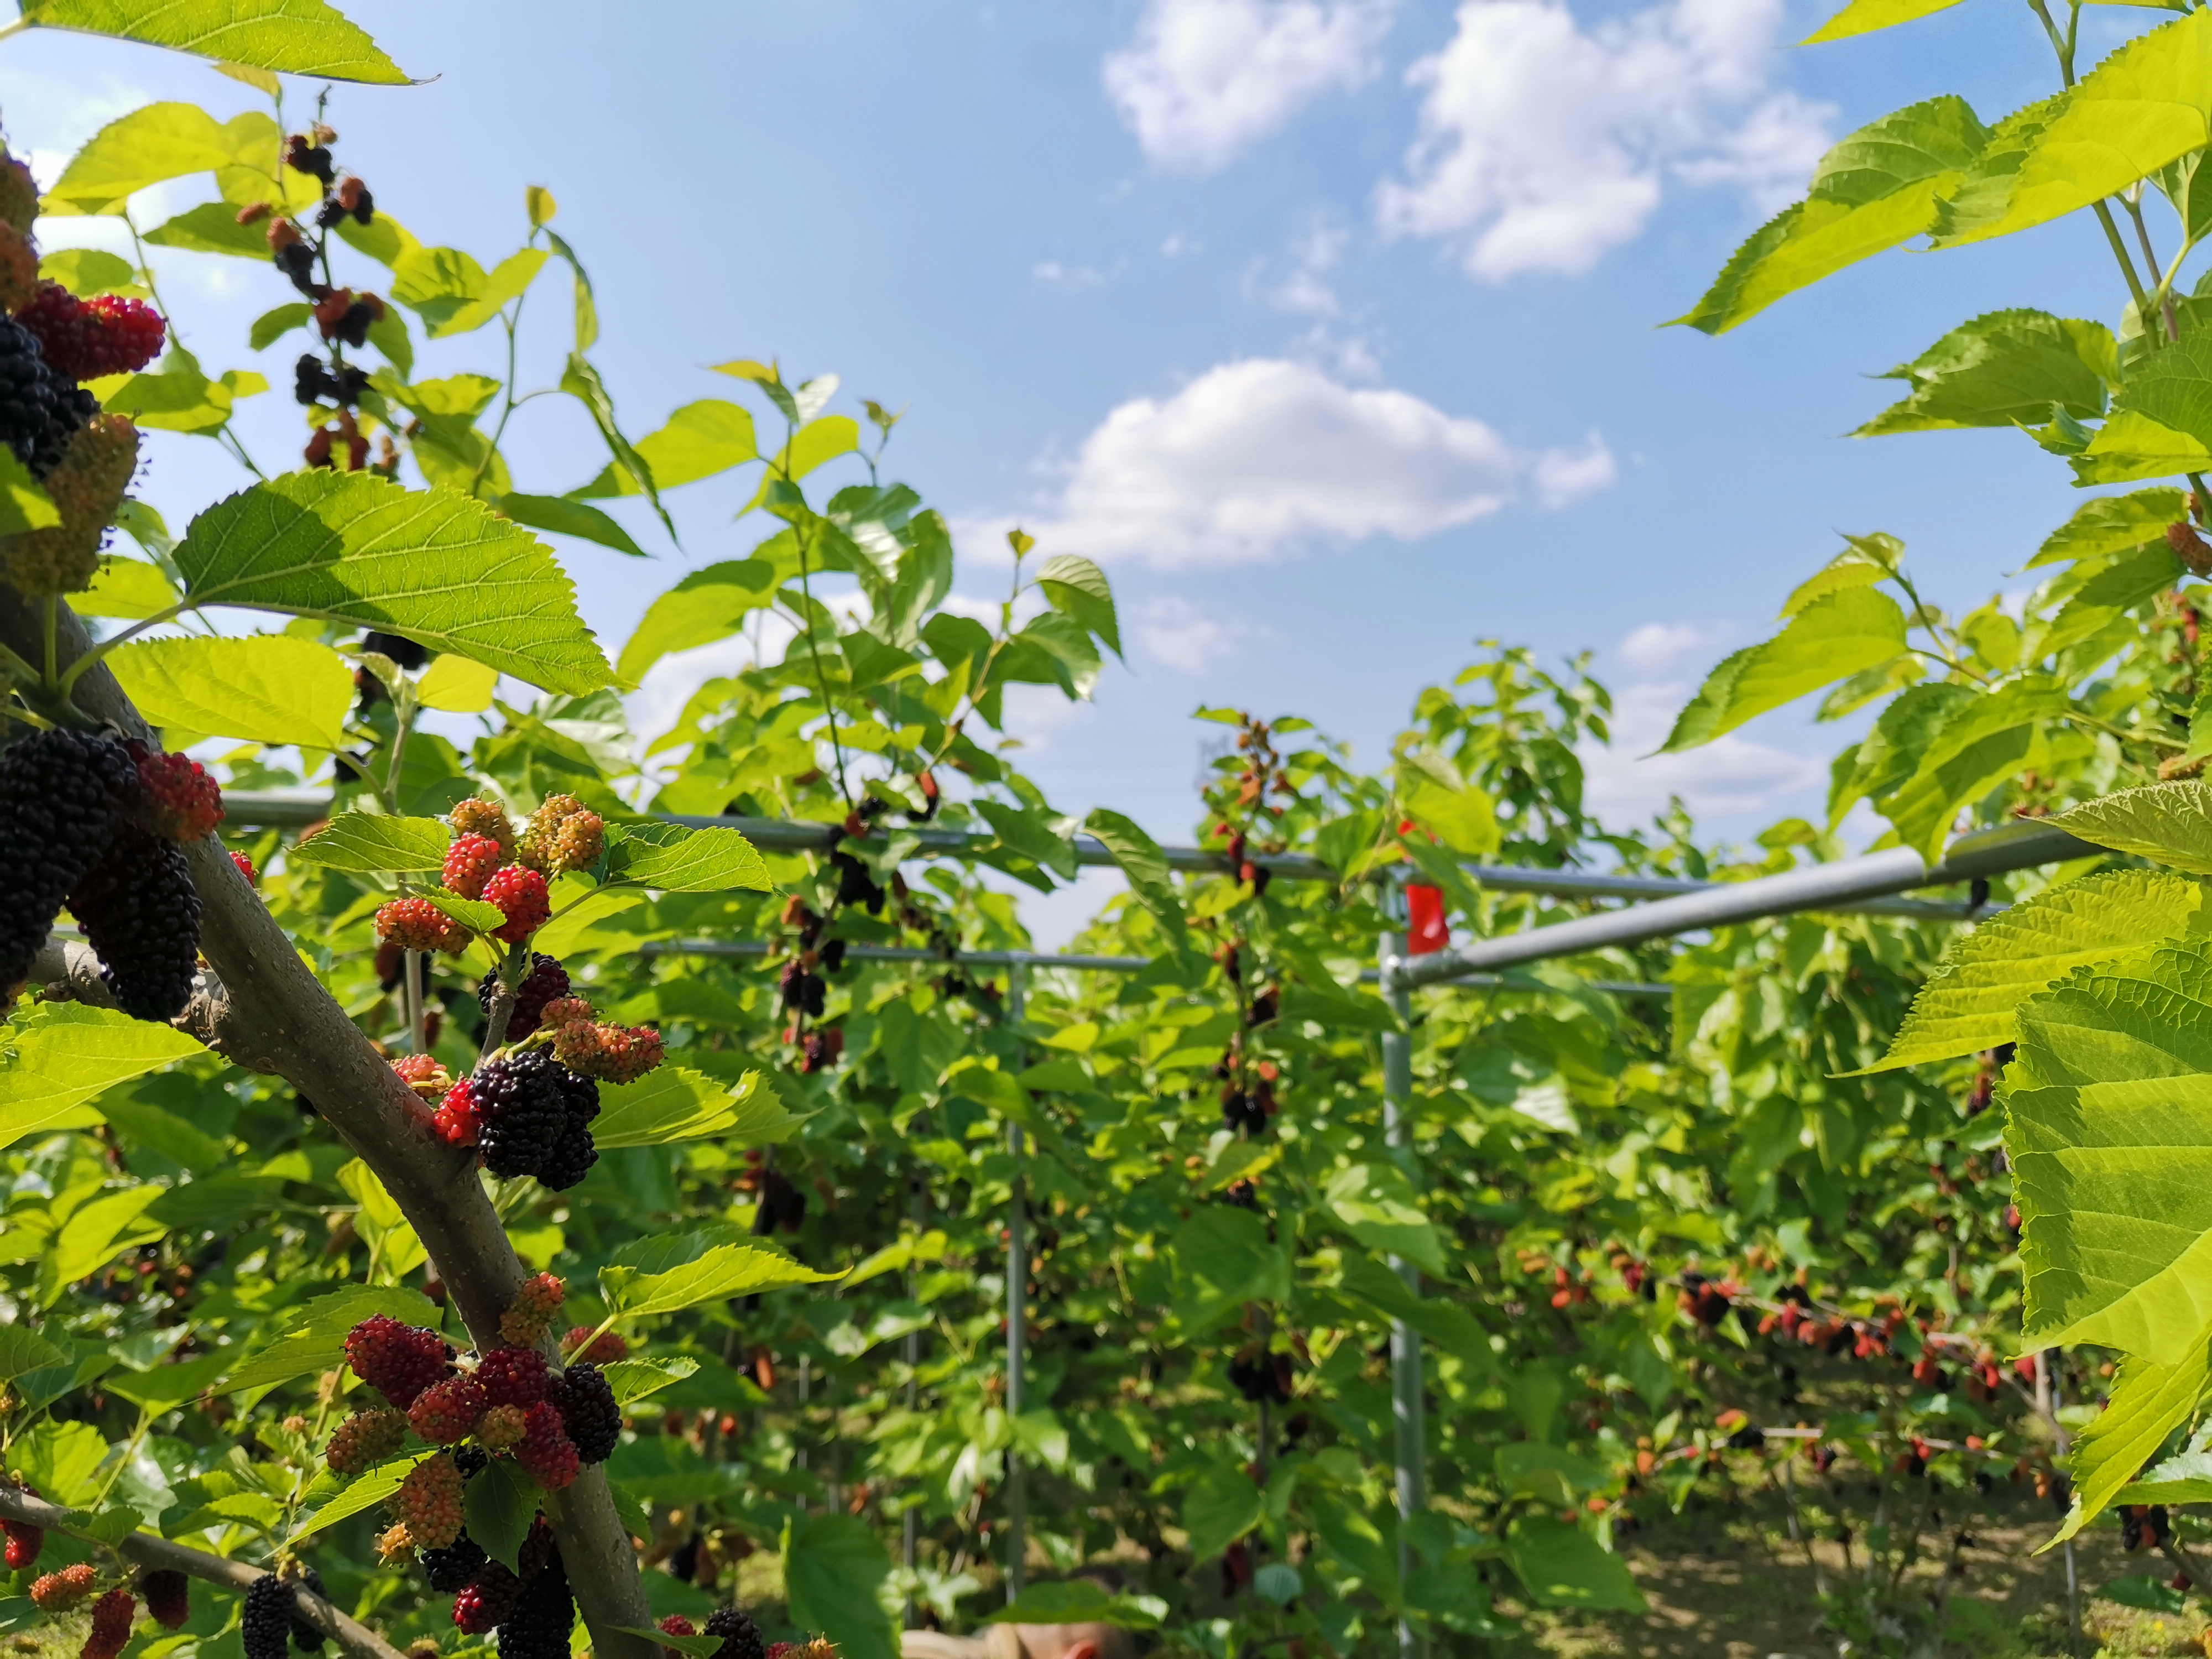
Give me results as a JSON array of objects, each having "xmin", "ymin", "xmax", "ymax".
[{"xmin": 1406, "ymin": 883, "xmax": 1448, "ymax": 955}]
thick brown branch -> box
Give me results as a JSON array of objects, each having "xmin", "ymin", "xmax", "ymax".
[
  {"xmin": 1, "ymin": 586, "xmax": 656, "ymax": 1659},
  {"xmin": 0, "ymin": 1485, "xmax": 404, "ymax": 1659}
]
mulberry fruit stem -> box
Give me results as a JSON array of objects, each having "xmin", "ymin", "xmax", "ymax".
[{"xmin": 479, "ymin": 940, "xmax": 530, "ymax": 1058}]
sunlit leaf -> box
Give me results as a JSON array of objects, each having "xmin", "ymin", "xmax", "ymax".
[
  {"xmin": 170, "ymin": 472, "xmax": 613, "ymax": 693},
  {"xmin": 19, "ymin": 0, "xmax": 410, "ymax": 82},
  {"xmin": 107, "ymin": 634, "xmax": 354, "ymax": 750}
]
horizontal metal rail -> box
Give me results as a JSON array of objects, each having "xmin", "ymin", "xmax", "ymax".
[
  {"xmin": 635, "ymin": 936, "xmax": 1672, "ymax": 997},
  {"xmin": 220, "ymin": 792, "xmax": 1998, "ymax": 921},
  {"xmin": 1383, "ymin": 818, "xmax": 2098, "ymax": 994}
]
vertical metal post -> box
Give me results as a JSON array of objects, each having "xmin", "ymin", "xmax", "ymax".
[
  {"xmin": 1004, "ymin": 961, "xmax": 1028, "ymax": 1601},
  {"xmin": 1378, "ymin": 912, "xmax": 1427, "ymax": 1659},
  {"xmin": 904, "ymin": 1173, "xmax": 921, "ymax": 1627},
  {"xmin": 2038, "ymin": 1350, "xmax": 2079, "ymax": 1645}
]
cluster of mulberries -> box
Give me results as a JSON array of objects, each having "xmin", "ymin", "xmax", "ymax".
[
  {"xmin": 0, "ymin": 728, "xmax": 216, "ymax": 1022},
  {"xmin": 329, "ymin": 1317, "xmax": 622, "ymax": 1510},
  {"xmin": 246, "ymin": 127, "xmax": 400, "ymax": 474},
  {"xmin": 374, "ymin": 803, "xmax": 645, "ymax": 1067},
  {"xmin": 432, "ymin": 1517, "xmax": 568, "ymax": 1651},
  {"xmin": 0, "ymin": 147, "xmax": 153, "ymax": 597},
  {"xmin": 453, "ymin": 1048, "xmax": 601, "ymax": 1188}
]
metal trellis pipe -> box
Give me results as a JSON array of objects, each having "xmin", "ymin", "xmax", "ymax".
[
  {"xmin": 1004, "ymin": 959, "xmax": 1028, "ymax": 1602},
  {"xmin": 1378, "ymin": 818, "xmax": 2094, "ymax": 995},
  {"xmin": 216, "ymin": 793, "xmax": 2005, "ymax": 922},
  {"xmin": 1376, "ymin": 904, "xmax": 1427, "ymax": 1659},
  {"xmin": 634, "ymin": 937, "xmax": 1673, "ymax": 997}
]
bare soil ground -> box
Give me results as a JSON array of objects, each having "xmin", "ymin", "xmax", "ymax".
[{"xmin": 1489, "ymin": 1481, "xmax": 2210, "ymax": 1658}]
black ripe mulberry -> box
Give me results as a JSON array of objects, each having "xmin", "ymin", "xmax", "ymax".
[
  {"xmin": 473, "ymin": 1050, "xmax": 573, "ymax": 1180},
  {"xmin": 140, "ymin": 1569, "xmax": 189, "ymax": 1630},
  {"xmin": 475, "ymin": 1050, "xmax": 598, "ymax": 1185},
  {"xmin": 481, "ymin": 952, "xmax": 570, "ymax": 1040},
  {"xmin": 497, "ymin": 1551, "xmax": 572, "ymax": 1659},
  {"xmin": 0, "ymin": 729, "xmax": 138, "ymax": 990},
  {"xmin": 67, "ymin": 828, "xmax": 202, "ymax": 1021},
  {"xmin": 419, "ymin": 1535, "xmax": 488, "ymax": 1594},
  {"xmin": 242, "ymin": 1575, "xmax": 291, "ymax": 1659},
  {"xmin": 286, "ymin": 1566, "xmax": 328, "ymax": 1653},
  {"xmin": 451, "ymin": 1561, "xmax": 521, "ymax": 1634},
  {"xmin": 705, "ymin": 1606, "xmax": 766, "ymax": 1659},
  {"xmin": 0, "ymin": 316, "xmax": 96, "ymax": 479},
  {"xmin": 541, "ymin": 1064, "xmax": 600, "ymax": 1192},
  {"xmin": 554, "ymin": 1361, "xmax": 620, "ymax": 1464}
]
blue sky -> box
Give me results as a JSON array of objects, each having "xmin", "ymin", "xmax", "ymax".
[{"xmin": 0, "ymin": 0, "xmax": 2165, "ymax": 936}]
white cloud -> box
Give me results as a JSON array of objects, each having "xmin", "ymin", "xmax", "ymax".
[
  {"xmin": 998, "ymin": 357, "xmax": 1609, "ymax": 567},
  {"xmin": 1579, "ymin": 675, "xmax": 1824, "ymax": 827},
  {"xmin": 1033, "ymin": 257, "xmax": 1126, "ymax": 289},
  {"xmin": 1374, "ymin": 0, "xmax": 1835, "ymax": 280},
  {"xmin": 1265, "ymin": 222, "xmax": 1348, "ymax": 316},
  {"xmin": 1105, "ymin": 0, "xmax": 1399, "ymax": 173},
  {"xmin": 624, "ymin": 617, "xmax": 796, "ymax": 749},
  {"xmin": 1577, "ymin": 620, "xmax": 1817, "ymax": 830},
  {"xmin": 1139, "ymin": 594, "xmax": 1265, "ymax": 673},
  {"xmin": 1532, "ymin": 435, "xmax": 1615, "ymax": 507},
  {"xmin": 1616, "ymin": 618, "xmax": 1730, "ymax": 677}
]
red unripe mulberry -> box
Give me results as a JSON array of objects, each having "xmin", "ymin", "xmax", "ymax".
[
  {"xmin": 375, "ymin": 896, "xmax": 467, "ymax": 954},
  {"xmin": 408, "ymin": 1375, "xmax": 489, "ymax": 1445},
  {"xmin": 476, "ymin": 1404, "xmax": 527, "ymax": 1450},
  {"xmin": 81, "ymin": 1587, "xmax": 134, "ymax": 1659},
  {"xmin": 500, "ymin": 1272, "xmax": 567, "ymax": 1346},
  {"xmin": 391, "ymin": 1452, "xmax": 465, "ymax": 1550},
  {"xmin": 2, "ymin": 1510, "xmax": 41, "ymax": 1571},
  {"xmin": 19, "ymin": 283, "xmax": 166, "ymax": 380},
  {"xmin": 129, "ymin": 743, "xmax": 223, "ymax": 841},
  {"xmin": 433, "ymin": 1079, "xmax": 481, "ymax": 1148},
  {"xmin": 483, "ymin": 865, "xmax": 550, "ymax": 943},
  {"xmin": 326, "ymin": 1405, "xmax": 409, "ymax": 1475},
  {"xmin": 32, "ymin": 1563, "xmax": 97, "ymax": 1610},
  {"xmin": 452, "ymin": 1563, "xmax": 520, "ymax": 1633},
  {"xmin": 343, "ymin": 1313, "xmax": 450, "ymax": 1410},
  {"xmin": 442, "ymin": 832, "xmax": 503, "ymax": 901},
  {"xmin": 474, "ymin": 1344, "xmax": 552, "ymax": 1409},
  {"xmin": 514, "ymin": 1400, "xmax": 579, "ymax": 1491},
  {"xmin": 564, "ymin": 1326, "xmax": 627, "ymax": 1365}
]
